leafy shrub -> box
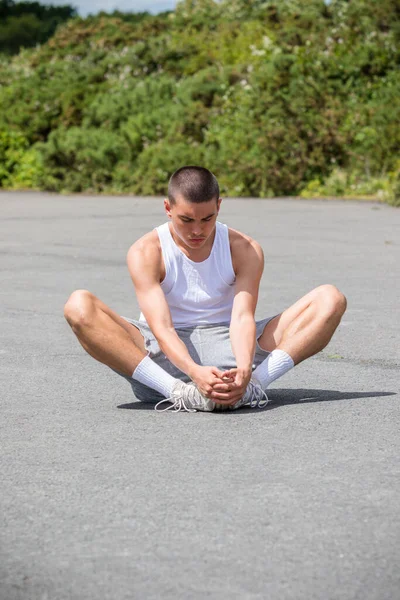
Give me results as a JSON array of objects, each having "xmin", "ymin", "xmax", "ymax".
[
  {"xmin": 299, "ymin": 166, "xmax": 400, "ymax": 207},
  {"xmin": 114, "ymin": 138, "xmax": 206, "ymax": 194},
  {"xmin": 0, "ymin": 0, "xmax": 76, "ymax": 55},
  {"xmin": 35, "ymin": 127, "xmax": 129, "ymax": 192},
  {"xmin": 0, "ymin": 0, "xmax": 399, "ymax": 204}
]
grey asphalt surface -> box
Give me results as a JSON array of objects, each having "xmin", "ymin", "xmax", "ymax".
[{"xmin": 1, "ymin": 191, "xmax": 399, "ymax": 600}]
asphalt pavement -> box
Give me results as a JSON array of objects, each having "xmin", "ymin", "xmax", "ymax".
[{"xmin": 1, "ymin": 191, "xmax": 399, "ymax": 600}]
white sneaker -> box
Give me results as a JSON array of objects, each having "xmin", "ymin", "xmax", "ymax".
[
  {"xmin": 228, "ymin": 377, "xmax": 269, "ymax": 410},
  {"xmin": 154, "ymin": 380, "xmax": 216, "ymax": 413}
]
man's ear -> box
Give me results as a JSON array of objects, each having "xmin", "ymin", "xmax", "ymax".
[
  {"xmin": 164, "ymin": 198, "xmax": 171, "ymax": 217},
  {"xmin": 217, "ymin": 197, "xmax": 222, "ymax": 212}
]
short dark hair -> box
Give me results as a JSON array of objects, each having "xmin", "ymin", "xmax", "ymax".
[{"xmin": 168, "ymin": 166, "xmax": 220, "ymax": 205}]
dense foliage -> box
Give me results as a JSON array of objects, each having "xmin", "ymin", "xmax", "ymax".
[
  {"xmin": 0, "ymin": 0, "xmax": 76, "ymax": 54},
  {"xmin": 0, "ymin": 0, "xmax": 399, "ymax": 204}
]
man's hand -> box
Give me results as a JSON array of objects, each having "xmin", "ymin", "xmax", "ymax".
[
  {"xmin": 189, "ymin": 365, "xmax": 235, "ymax": 400},
  {"xmin": 210, "ymin": 368, "xmax": 252, "ymax": 405}
]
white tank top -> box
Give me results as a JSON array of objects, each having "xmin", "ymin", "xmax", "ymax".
[{"xmin": 139, "ymin": 221, "xmax": 236, "ymax": 327}]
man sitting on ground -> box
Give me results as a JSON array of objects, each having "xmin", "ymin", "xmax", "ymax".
[{"xmin": 64, "ymin": 166, "xmax": 347, "ymax": 413}]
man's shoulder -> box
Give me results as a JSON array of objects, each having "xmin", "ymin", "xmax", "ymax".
[
  {"xmin": 227, "ymin": 226, "xmax": 263, "ymax": 254},
  {"xmin": 227, "ymin": 227, "xmax": 264, "ymax": 274},
  {"xmin": 126, "ymin": 229, "xmax": 162, "ymax": 276},
  {"xmin": 127, "ymin": 229, "xmax": 160, "ymax": 257}
]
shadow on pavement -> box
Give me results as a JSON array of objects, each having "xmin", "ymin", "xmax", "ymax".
[{"xmin": 117, "ymin": 389, "xmax": 396, "ymax": 412}]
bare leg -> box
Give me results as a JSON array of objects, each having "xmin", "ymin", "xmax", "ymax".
[
  {"xmin": 257, "ymin": 284, "xmax": 347, "ymax": 365},
  {"xmin": 64, "ymin": 289, "xmax": 146, "ymax": 377}
]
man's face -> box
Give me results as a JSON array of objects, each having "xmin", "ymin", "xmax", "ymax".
[{"xmin": 164, "ymin": 194, "xmax": 222, "ymax": 250}]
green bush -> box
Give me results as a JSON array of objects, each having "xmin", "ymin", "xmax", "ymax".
[
  {"xmin": 120, "ymin": 138, "xmax": 206, "ymax": 195},
  {"xmin": 0, "ymin": 0, "xmax": 399, "ymax": 204},
  {"xmin": 299, "ymin": 165, "xmax": 400, "ymax": 207},
  {"xmin": 0, "ymin": 0, "xmax": 76, "ymax": 55},
  {"xmin": 35, "ymin": 127, "xmax": 129, "ymax": 192}
]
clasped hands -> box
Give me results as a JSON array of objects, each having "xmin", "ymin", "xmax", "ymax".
[{"xmin": 190, "ymin": 365, "xmax": 251, "ymax": 406}]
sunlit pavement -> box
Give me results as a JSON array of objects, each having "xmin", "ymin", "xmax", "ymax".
[{"xmin": 1, "ymin": 191, "xmax": 399, "ymax": 600}]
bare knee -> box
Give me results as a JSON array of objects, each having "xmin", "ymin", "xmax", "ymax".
[
  {"xmin": 316, "ymin": 284, "xmax": 347, "ymax": 318},
  {"xmin": 64, "ymin": 289, "xmax": 96, "ymax": 327}
]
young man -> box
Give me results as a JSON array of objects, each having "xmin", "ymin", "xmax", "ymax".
[{"xmin": 64, "ymin": 166, "xmax": 347, "ymax": 413}]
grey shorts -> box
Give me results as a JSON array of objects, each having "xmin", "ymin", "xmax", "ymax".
[{"xmin": 111, "ymin": 316, "xmax": 278, "ymax": 403}]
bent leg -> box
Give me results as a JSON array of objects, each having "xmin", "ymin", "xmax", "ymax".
[
  {"xmin": 257, "ymin": 284, "xmax": 347, "ymax": 365},
  {"xmin": 64, "ymin": 289, "xmax": 147, "ymax": 377}
]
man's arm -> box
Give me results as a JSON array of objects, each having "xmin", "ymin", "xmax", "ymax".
[
  {"xmin": 228, "ymin": 234, "xmax": 264, "ymax": 380},
  {"xmin": 216, "ymin": 236, "xmax": 264, "ymax": 399},
  {"xmin": 127, "ymin": 236, "xmax": 198, "ymax": 378}
]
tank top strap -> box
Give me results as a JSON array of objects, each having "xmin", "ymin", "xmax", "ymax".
[
  {"xmin": 214, "ymin": 222, "xmax": 236, "ymax": 285},
  {"xmin": 155, "ymin": 222, "xmax": 176, "ymax": 293}
]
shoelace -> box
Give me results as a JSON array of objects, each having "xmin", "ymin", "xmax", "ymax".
[
  {"xmin": 248, "ymin": 379, "xmax": 269, "ymax": 409},
  {"xmin": 154, "ymin": 384, "xmax": 199, "ymax": 413},
  {"xmin": 154, "ymin": 380, "xmax": 269, "ymax": 412}
]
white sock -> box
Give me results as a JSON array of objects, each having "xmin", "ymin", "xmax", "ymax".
[
  {"xmin": 252, "ymin": 349, "xmax": 295, "ymax": 390},
  {"xmin": 132, "ymin": 356, "xmax": 178, "ymax": 397}
]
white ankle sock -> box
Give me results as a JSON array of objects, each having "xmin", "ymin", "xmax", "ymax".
[
  {"xmin": 132, "ymin": 356, "xmax": 178, "ymax": 397},
  {"xmin": 252, "ymin": 349, "xmax": 294, "ymax": 390}
]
